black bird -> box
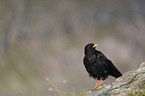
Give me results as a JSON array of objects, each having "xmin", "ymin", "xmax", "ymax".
[{"xmin": 83, "ymin": 43, "xmax": 122, "ymax": 91}]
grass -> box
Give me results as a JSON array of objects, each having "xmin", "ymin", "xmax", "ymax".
[{"xmin": 45, "ymin": 77, "xmax": 86, "ymax": 96}]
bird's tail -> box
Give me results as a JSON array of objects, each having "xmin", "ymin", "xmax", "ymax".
[
  {"xmin": 109, "ymin": 70, "xmax": 122, "ymax": 78},
  {"xmin": 107, "ymin": 59, "xmax": 122, "ymax": 78}
]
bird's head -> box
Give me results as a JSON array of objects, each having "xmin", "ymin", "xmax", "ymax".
[{"xmin": 84, "ymin": 43, "xmax": 98, "ymax": 55}]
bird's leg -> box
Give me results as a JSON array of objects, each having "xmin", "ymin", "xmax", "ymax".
[
  {"xmin": 97, "ymin": 80, "xmax": 103, "ymax": 87},
  {"xmin": 91, "ymin": 80, "xmax": 100, "ymax": 91}
]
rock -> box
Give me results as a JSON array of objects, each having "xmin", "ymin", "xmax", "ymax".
[{"xmin": 85, "ymin": 62, "xmax": 145, "ymax": 96}]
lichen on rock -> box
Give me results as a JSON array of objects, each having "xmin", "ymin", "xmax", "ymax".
[{"xmin": 85, "ymin": 62, "xmax": 145, "ymax": 96}]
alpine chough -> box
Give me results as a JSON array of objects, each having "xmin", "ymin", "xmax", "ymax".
[{"xmin": 83, "ymin": 43, "xmax": 122, "ymax": 91}]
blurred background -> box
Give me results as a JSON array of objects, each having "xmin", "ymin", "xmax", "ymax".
[{"xmin": 0, "ymin": 0, "xmax": 145, "ymax": 95}]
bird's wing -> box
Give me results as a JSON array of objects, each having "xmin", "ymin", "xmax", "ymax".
[
  {"xmin": 94, "ymin": 51, "xmax": 108, "ymax": 78},
  {"xmin": 96, "ymin": 50, "xmax": 122, "ymax": 78},
  {"xmin": 106, "ymin": 59, "xmax": 122, "ymax": 78},
  {"xmin": 95, "ymin": 51, "xmax": 107, "ymax": 63}
]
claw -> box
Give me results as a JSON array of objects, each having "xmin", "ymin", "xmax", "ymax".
[{"xmin": 91, "ymin": 80, "xmax": 103, "ymax": 91}]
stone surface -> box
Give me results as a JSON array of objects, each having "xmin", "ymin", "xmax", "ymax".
[{"xmin": 85, "ymin": 62, "xmax": 145, "ymax": 96}]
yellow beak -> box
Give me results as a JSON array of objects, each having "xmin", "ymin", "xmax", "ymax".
[{"xmin": 93, "ymin": 44, "xmax": 99, "ymax": 48}]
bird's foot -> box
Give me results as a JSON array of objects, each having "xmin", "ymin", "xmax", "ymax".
[
  {"xmin": 116, "ymin": 78, "xmax": 120, "ymax": 81},
  {"xmin": 91, "ymin": 85, "xmax": 102, "ymax": 91},
  {"xmin": 97, "ymin": 85, "xmax": 101, "ymax": 87},
  {"xmin": 91, "ymin": 88, "xmax": 96, "ymax": 91},
  {"xmin": 91, "ymin": 87, "xmax": 97, "ymax": 91}
]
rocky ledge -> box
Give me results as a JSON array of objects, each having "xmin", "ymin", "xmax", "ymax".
[{"xmin": 85, "ymin": 62, "xmax": 145, "ymax": 96}]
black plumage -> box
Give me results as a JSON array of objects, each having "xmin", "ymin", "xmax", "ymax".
[{"xmin": 83, "ymin": 43, "xmax": 122, "ymax": 91}]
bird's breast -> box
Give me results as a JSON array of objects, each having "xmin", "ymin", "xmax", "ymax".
[{"xmin": 88, "ymin": 55, "xmax": 96, "ymax": 62}]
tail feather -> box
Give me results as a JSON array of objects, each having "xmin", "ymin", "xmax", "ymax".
[
  {"xmin": 108, "ymin": 69, "xmax": 122, "ymax": 78},
  {"xmin": 107, "ymin": 59, "xmax": 122, "ymax": 78}
]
